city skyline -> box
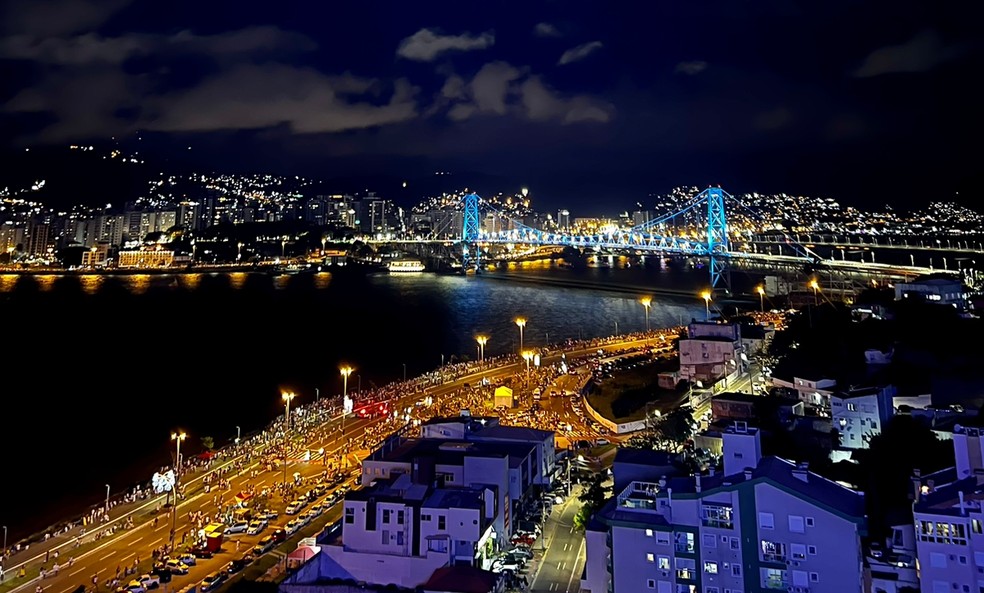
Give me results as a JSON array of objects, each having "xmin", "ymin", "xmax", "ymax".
[{"xmin": 1, "ymin": 1, "xmax": 981, "ymax": 210}]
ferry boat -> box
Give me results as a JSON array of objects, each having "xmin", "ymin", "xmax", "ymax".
[{"xmin": 386, "ymin": 259, "xmax": 426, "ymax": 273}]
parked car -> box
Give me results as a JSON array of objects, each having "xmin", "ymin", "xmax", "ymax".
[
  {"xmin": 164, "ymin": 559, "xmax": 189, "ymax": 575},
  {"xmin": 175, "ymin": 553, "xmax": 197, "ymax": 566},
  {"xmin": 135, "ymin": 574, "xmax": 160, "ymax": 589},
  {"xmin": 285, "ymin": 501, "xmax": 302, "ymax": 515},
  {"xmin": 247, "ymin": 520, "xmax": 267, "ymax": 535},
  {"xmin": 226, "ymin": 520, "xmax": 249, "ymax": 535},
  {"xmin": 226, "ymin": 555, "xmax": 253, "ymax": 574},
  {"xmin": 252, "ymin": 536, "xmax": 276, "ymax": 556},
  {"xmin": 199, "ymin": 573, "xmax": 227, "ymax": 592},
  {"xmin": 257, "ymin": 509, "xmax": 278, "ymax": 521},
  {"xmin": 270, "ymin": 527, "xmax": 287, "ymax": 543}
]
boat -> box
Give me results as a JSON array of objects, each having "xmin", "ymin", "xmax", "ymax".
[{"xmin": 386, "ymin": 259, "xmax": 426, "ymax": 273}]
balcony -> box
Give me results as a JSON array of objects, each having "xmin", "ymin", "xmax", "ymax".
[
  {"xmin": 616, "ymin": 481, "xmax": 661, "ymax": 510},
  {"xmin": 762, "ymin": 552, "xmax": 787, "ymax": 563}
]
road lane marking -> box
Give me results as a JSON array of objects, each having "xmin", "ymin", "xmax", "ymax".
[{"xmin": 99, "ymin": 552, "xmax": 115, "ymax": 561}]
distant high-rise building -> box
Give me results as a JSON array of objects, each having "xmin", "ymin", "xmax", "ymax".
[{"xmin": 557, "ymin": 209, "xmax": 571, "ymax": 230}]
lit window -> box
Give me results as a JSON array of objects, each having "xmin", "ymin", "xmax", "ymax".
[
  {"xmin": 703, "ymin": 561, "xmax": 718, "ymax": 574},
  {"xmin": 647, "ymin": 553, "xmax": 655, "ymax": 563},
  {"xmin": 646, "ymin": 529, "xmax": 654, "ymax": 537}
]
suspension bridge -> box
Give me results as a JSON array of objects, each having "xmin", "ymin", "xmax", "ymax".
[{"xmin": 376, "ymin": 187, "xmax": 947, "ymax": 291}]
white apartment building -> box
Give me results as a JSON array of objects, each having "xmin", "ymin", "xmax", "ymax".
[
  {"xmin": 582, "ymin": 423, "xmax": 866, "ymax": 593},
  {"xmin": 912, "ymin": 424, "xmax": 984, "ymax": 593},
  {"xmin": 830, "ymin": 385, "xmax": 896, "ymax": 449},
  {"xmin": 317, "ymin": 472, "xmax": 498, "ymax": 588},
  {"xmin": 771, "ymin": 375, "xmax": 837, "ymax": 409},
  {"xmin": 678, "ymin": 322, "xmax": 744, "ymax": 386},
  {"xmin": 362, "ymin": 436, "xmax": 538, "ymax": 543}
]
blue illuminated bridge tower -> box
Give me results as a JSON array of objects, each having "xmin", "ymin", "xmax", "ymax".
[{"xmin": 458, "ymin": 187, "xmax": 733, "ymax": 292}]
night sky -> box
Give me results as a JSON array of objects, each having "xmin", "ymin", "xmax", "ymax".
[{"xmin": 1, "ymin": 0, "xmax": 981, "ymax": 211}]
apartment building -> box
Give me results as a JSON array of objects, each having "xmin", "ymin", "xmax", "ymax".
[
  {"xmin": 912, "ymin": 424, "xmax": 984, "ymax": 593},
  {"xmin": 582, "ymin": 422, "xmax": 866, "ymax": 593},
  {"xmin": 316, "ymin": 472, "xmax": 498, "ymax": 588},
  {"xmin": 830, "ymin": 385, "xmax": 896, "ymax": 449}
]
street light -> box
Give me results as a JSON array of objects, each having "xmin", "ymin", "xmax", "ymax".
[
  {"xmin": 476, "ymin": 335, "xmax": 489, "ymax": 363},
  {"xmin": 756, "ymin": 285, "xmax": 766, "ymax": 312},
  {"xmin": 522, "ymin": 350, "xmax": 534, "ymax": 373},
  {"xmin": 340, "ymin": 366, "xmax": 353, "ymax": 435},
  {"xmin": 2, "ymin": 525, "xmax": 6, "ymax": 557},
  {"xmin": 235, "ymin": 425, "xmax": 241, "ymax": 444},
  {"xmin": 171, "ymin": 431, "xmax": 186, "ymax": 475},
  {"xmin": 281, "ymin": 392, "xmax": 296, "ymax": 487},
  {"xmin": 169, "ymin": 431, "xmax": 186, "ymax": 552},
  {"xmin": 809, "ymin": 279, "xmax": 820, "ymax": 305},
  {"xmin": 105, "ymin": 484, "xmax": 110, "ymax": 513},
  {"xmin": 515, "ymin": 317, "xmax": 527, "ymax": 354},
  {"xmin": 639, "ymin": 296, "xmax": 652, "ymax": 332},
  {"xmin": 701, "ymin": 290, "xmax": 712, "ymax": 320}
]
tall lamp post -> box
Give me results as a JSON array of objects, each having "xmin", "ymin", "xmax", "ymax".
[
  {"xmin": 522, "ymin": 350, "xmax": 534, "ymax": 374},
  {"xmin": 340, "ymin": 366, "xmax": 353, "ymax": 436},
  {"xmin": 281, "ymin": 392, "xmax": 296, "ymax": 487},
  {"xmin": 701, "ymin": 290, "xmax": 712, "ymax": 321},
  {"xmin": 170, "ymin": 431, "xmax": 186, "ymax": 551},
  {"xmin": 476, "ymin": 335, "xmax": 488, "ymax": 363},
  {"xmin": 756, "ymin": 285, "xmax": 766, "ymax": 312},
  {"xmin": 515, "ymin": 317, "xmax": 527, "ymax": 354},
  {"xmin": 639, "ymin": 296, "xmax": 652, "ymax": 332},
  {"xmin": 809, "ymin": 279, "xmax": 820, "ymax": 305},
  {"xmin": 105, "ymin": 484, "xmax": 110, "ymax": 513},
  {"xmin": 2, "ymin": 525, "xmax": 6, "ymax": 557}
]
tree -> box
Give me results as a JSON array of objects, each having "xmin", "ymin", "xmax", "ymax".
[
  {"xmin": 573, "ymin": 505, "xmax": 592, "ymax": 531},
  {"xmin": 201, "ymin": 436, "xmax": 215, "ymax": 451},
  {"xmin": 578, "ymin": 472, "xmax": 610, "ymax": 510},
  {"xmin": 652, "ymin": 406, "xmax": 695, "ymax": 452},
  {"xmin": 857, "ymin": 415, "xmax": 954, "ymax": 539}
]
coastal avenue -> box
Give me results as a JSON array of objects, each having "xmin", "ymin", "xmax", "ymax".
[{"xmin": 2, "ymin": 334, "xmax": 669, "ymax": 593}]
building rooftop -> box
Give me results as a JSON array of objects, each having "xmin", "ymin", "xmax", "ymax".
[
  {"xmin": 473, "ymin": 424, "xmax": 554, "ymax": 442},
  {"xmin": 604, "ymin": 456, "xmax": 865, "ymax": 523},
  {"xmin": 834, "ymin": 385, "xmax": 892, "ymax": 399},
  {"xmin": 422, "ymin": 565, "xmax": 499, "ymax": 593},
  {"xmin": 367, "ymin": 436, "xmax": 535, "ymax": 469},
  {"xmin": 421, "ymin": 415, "xmax": 499, "ymax": 428},
  {"xmin": 424, "ymin": 487, "xmax": 486, "ymax": 511},
  {"xmin": 346, "ymin": 473, "xmax": 431, "ymax": 503}
]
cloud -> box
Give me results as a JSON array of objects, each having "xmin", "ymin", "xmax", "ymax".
[
  {"xmin": 674, "ymin": 60, "xmax": 708, "ymax": 75},
  {"xmin": 440, "ymin": 62, "xmax": 613, "ymax": 125},
  {"xmin": 558, "ymin": 41, "xmax": 603, "ymax": 65},
  {"xmin": 1, "ymin": 0, "xmax": 132, "ymax": 36},
  {"xmin": 396, "ymin": 28, "xmax": 494, "ymax": 62},
  {"xmin": 145, "ymin": 65, "xmax": 419, "ymax": 134},
  {"xmin": 520, "ymin": 76, "xmax": 613, "ymax": 124},
  {"xmin": 534, "ymin": 22, "xmax": 561, "ymax": 38},
  {"xmin": 854, "ymin": 30, "xmax": 963, "ymax": 77},
  {"xmin": 0, "ymin": 26, "xmax": 315, "ymax": 65}
]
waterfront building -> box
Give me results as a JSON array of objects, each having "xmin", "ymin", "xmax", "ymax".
[
  {"xmin": 117, "ymin": 245, "xmax": 175, "ymax": 268},
  {"xmin": 582, "ymin": 422, "xmax": 866, "ymax": 593}
]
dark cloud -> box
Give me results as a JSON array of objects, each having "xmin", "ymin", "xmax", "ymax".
[
  {"xmin": 395, "ymin": 28, "xmax": 494, "ymax": 62},
  {"xmin": 674, "ymin": 60, "xmax": 707, "ymax": 75},
  {"xmin": 1, "ymin": 0, "xmax": 131, "ymax": 36},
  {"xmin": 440, "ymin": 61, "xmax": 612, "ymax": 125},
  {"xmin": 0, "ymin": 26, "xmax": 315, "ymax": 65},
  {"xmin": 854, "ymin": 30, "xmax": 963, "ymax": 77},
  {"xmin": 533, "ymin": 22, "xmax": 561, "ymax": 38},
  {"xmin": 557, "ymin": 41, "xmax": 603, "ymax": 65},
  {"xmin": 146, "ymin": 66, "xmax": 419, "ymax": 134}
]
